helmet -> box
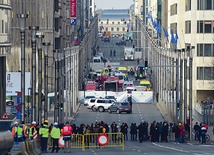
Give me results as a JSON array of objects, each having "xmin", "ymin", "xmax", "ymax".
[
  {"xmin": 32, "ymin": 121, "xmax": 36, "ymax": 125},
  {"xmin": 44, "ymin": 120, "xmax": 49, "ymax": 123},
  {"xmin": 14, "ymin": 121, "xmax": 18, "ymax": 125},
  {"xmin": 54, "ymin": 122, "xmax": 58, "ymax": 125}
]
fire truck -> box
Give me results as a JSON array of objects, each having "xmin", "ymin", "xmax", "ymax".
[{"xmin": 103, "ymin": 76, "xmax": 119, "ymax": 92}]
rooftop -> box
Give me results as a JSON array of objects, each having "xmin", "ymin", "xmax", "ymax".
[{"xmin": 99, "ymin": 15, "xmax": 130, "ymax": 20}]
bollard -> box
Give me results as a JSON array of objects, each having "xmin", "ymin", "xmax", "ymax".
[
  {"xmin": 19, "ymin": 141, "xmax": 29, "ymax": 155},
  {"xmin": 32, "ymin": 140, "xmax": 41, "ymax": 155},
  {"xmin": 29, "ymin": 141, "xmax": 37, "ymax": 155}
]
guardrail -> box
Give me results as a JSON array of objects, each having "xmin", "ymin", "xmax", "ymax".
[{"xmin": 48, "ymin": 132, "xmax": 124, "ymax": 151}]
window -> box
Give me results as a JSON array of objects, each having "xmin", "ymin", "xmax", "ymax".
[
  {"xmin": 112, "ymin": 22, "xmax": 114, "ymax": 24},
  {"xmin": 106, "ymin": 22, "xmax": 109, "ymax": 24},
  {"xmin": 197, "ymin": 67, "xmax": 203, "ymax": 80},
  {"xmin": 185, "ymin": 21, "xmax": 191, "ymax": 33},
  {"xmin": 197, "ymin": 67, "xmax": 214, "ymax": 80},
  {"xmin": 111, "ymin": 27, "xmax": 114, "ymax": 31},
  {"xmin": 185, "ymin": 0, "xmax": 191, "ymax": 11},
  {"xmin": 117, "ymin": 27, "xmax": 119, "ymax": 31},
  {"xmin": 122, "ymin": 27, "xmax": 125, "ymax": 31},
  {"xmin": 204, "ymin": 44, "xmax": 211, "ymax": 56},
  {"xmin": 170, "ymin": 23, "xmax": 177, "ymax": 32},
  {"xmin": 0, "ymin": 20, "xmax": 4, "ymax": 33},
  {"xmin": 105, "ymin": 27, "xmax": 108, "ymax": 31},
  {"xmin": 197, "ymin": 20, "xmax": 213, "ymax": 33},
  {"xmin": 198, "ymin": 0, "xmax": 214, "ymax": 10},
  {"xmin": 197, "ymin": 44, "xmax": 214, "ymax": 56},
  {"xmin": 101, "ymin": 22, "xmax": 103, "ymax": 24},
  {"xmin": 170, "ymin": 3, "xmax": 177, "ymax": 16},
  {"xmin": 118, "ymin": 22, "xmax": 120, "ymax": 24}
]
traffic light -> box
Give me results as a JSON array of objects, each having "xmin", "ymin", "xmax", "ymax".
[
  {"xmin": 176, "ymin": 102, "xmax": 180, "ymax": 110},
  {"xmin": 60, "ymin": 103, "xmax": 63, "ymax": 110},
  {"xmin": 145, "ymin": 60, "xmax": 148, "ymax": 67}
]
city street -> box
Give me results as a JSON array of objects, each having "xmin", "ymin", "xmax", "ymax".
[{"xmin": 44, "ymin": 103, "xmax": 214, "ymax": 155}]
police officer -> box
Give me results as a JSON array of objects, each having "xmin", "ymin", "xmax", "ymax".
[
  {"xmin": 39, "ymin": 120, "xmax": 49, "ymax": 153},
  {"xmin": 29, "ymin": 121, "xmax": 37, "ymax": 140},
  {"xmin": 51, "ymin": 122, "xmax": 61, "ymax": 153},
  {"xmin": 17, "ymin": 123, "xmax": 24, "ymax": 142}
]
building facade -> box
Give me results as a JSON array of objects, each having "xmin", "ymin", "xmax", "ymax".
[
  {"xmin": 98, "ymin": 9, "xmax": 130, "ymax": 35},
  {"xmin": 0, "ymin": 0, "xmax": 11, "ymax": 55}
]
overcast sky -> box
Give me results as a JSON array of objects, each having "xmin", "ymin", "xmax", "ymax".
[{"xmin": 95, "ymin": 0, "xmax": 133, "ymax": 10}]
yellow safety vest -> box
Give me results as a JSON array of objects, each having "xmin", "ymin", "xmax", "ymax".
[
  {"xmin": 51, "ymin": 126, "xmax": 61, "ymax": 139},
  {"xmin": 39, "ymin": 124, "xmax": 49, "ymax": 138},
  {"xmin": 17, "ymin": 127, "xmax": 23, "ymax": 138}
]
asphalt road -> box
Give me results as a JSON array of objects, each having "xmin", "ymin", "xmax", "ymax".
[{"xmin": 44, "ymin": 103, "xmax": 214, "ymax": 155}]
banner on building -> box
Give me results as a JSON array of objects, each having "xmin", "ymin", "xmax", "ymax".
[
  {"xmin": 70, "ymin": 0, "xmax": 77, "ymax": 18},
  {"xmin": 6, "ymin": 72, "xmax": 31, "ymax": 96}
]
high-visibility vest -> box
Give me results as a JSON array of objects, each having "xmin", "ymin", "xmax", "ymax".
[
  {"xmin": 17, "ymin": 127, "xmax": 23, "ymax": 138},
  {"xmin": 11, "ymin": 126, "xmax": 17, "ymax": 137},
  {"xmin": 39, "ymin": 124, "xmax": 49, "ymax": 138},
  {"xmin": 22, "ymin": 125, "xmax": 28, "ymax": 137}
]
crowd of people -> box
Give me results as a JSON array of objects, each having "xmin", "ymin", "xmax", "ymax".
[{"xmin": 10, "ymin": 119, "xmax": 210, "ymax": 153}]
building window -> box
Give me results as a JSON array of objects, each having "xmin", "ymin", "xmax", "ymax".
[
  {"xmin": 185, "ymin": 0, "xmax": 191, "ymax": 11},
  {"xmin": 185, "ymin": 21, "xmax": 191, "ymax": 33},
  {"xmin": 111, "ymin": 27, "xmax": 114, "ymax": 31},
  {"xmin": 106, "ymin": 22, "xmax": 109, "ymax": 24},
  {"xmin": 0, "ymin": 20, "xmax": 4, "ymax": 33},
  {"xmin": 170, "ymin": 3, "xmax": 177, "ymax": 16},
  {"xmin": 106, "ymin": 27, "xmax": 108, "ymax": 31},
  {"xmin": 198, "ymin": 0, "xmax": 214, "ymax": 10},
  {"xmin": 197, "ymin": 67, "xmax": 203, "ymax": 80},
  {"xmin": 170, "ymin": 23, "xmax": 177, "ymax": 32},
  {"xmin": 197, "ymin": 44, "xmax": 213, "ymax": 56},
  {"xmin": 112, "ymin": 22, "xmax": 114, "ymax": 24},
  {"xmin": 117, "ymin": 27, "xmax": 119, "ymax": 31},
  {"xmin": 118, "ymin": 22, "xmax": 120, "ymax": 24},
  {"xmin": 197, "ymin": 20, "xmax": 213, "ymax": 33},
  {"xmin": 101, "ymin": 22, "xmax": 103, "ymax": 24},
  {"xmin": 197, "ymin": 67, "xmax": 214, "ymax": 80},
  {"xmin": 123, "ymin": 27, "xmax": 125, "ymax": 31}
]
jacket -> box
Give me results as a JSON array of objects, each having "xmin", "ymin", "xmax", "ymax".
[{"xmin": 51, "ymin": 126, "xmax": 61, "ymax": 139}]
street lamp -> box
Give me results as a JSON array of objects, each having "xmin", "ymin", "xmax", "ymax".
[{"xmin": 188, "ymin": 45, "xmax": 195, "ymax": 141}]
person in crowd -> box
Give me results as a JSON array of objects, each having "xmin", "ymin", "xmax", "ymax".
[
  {"xmin": 29, "ymin": 121, "xmax": 37, "ymax": 140},
  {"xmin": 39, "ymin": 120, "xmax": 49, "ymax": 153},
  {"xmin": 51, "ymin": 122, "xmax": 61, "ymax": 153},
  {"xmin": 201, "ymin": 124, "xmax": 207, "ymax": 144},
  {"xmin": 150, "ymin": 121, "xmax": 157, "ymax": 142},
  {"xmin": 171, "ymin": 123, "xmax": 177, "ymax": 142},
  {"xmin": 17, "ymin": 123, "xmax": 24, "ymax": 142},
  {"xmin": 138, "ymin": 122, "xmax": 144, "ymax": 143},
  {"xmin": 11, "ymin": 122, "xmax": 19, "ymax": 142},
  {"xmin": 193, "ymin": 122, "xmax": 201, "ymax": 142},
  {"xmin": 161, "ymin": 121, "xmax": 169, "ymax": 142},
  {"xmin": 21, "ymin": 121, "xmax": 28, "ymax": 141},
  {"xmin": 62, "ymin": 121, "xmax": 73, "ymax": 153},
  {"xmin": 178, "ymin": 122, "xmax": 184, "ymax": 143},
  {"xmin": 113, "ymin": 50, "xmax": 116, "ymax": 56}
]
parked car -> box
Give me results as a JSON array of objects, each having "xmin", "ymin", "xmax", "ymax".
[
  {"xmin": 105, "ymin": 96, "xmax": 117, "ymax": 101},
  {"xmin": 92, "ymin": 98, "xmax": 115, "ymax": 112},
  {"xmin": 108, "ymin": 102, "xmax": 132, "ymax": 114},
  {"xmin": 86, "ymin": 98, "xmax": 96, "ymax": 109},
  {"xmin": 84, "ymin": 96, "xmax": 96, "ymax": 106},
  {"xmin": 104, "ymin": 37, "xmax": 110, "ymax": 42},
  {"xmin": 116, "ymin": 40, "xmax": 126, "ymax": 46}
]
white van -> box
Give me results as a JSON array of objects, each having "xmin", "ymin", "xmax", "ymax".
[{"xmin": 93, "ymin": 56, "xmax": 102, "ymax": 63}]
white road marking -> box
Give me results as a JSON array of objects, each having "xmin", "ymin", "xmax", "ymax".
[
  {"xmin": 137, "ymin": 150, "xmax": 141, "ymax": 152},
  {"xmin": 152, "ymin": 142, "xmax": 189, "ymax": 153}
]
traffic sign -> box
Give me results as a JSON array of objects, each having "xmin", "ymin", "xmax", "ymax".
[
  {"xmin": 16, "ymin": 104, "xmax": 21, "ymax": 112},
  {"xmin": 98, "ymin": 133, "xmax": 108, "ymax": 146},
  {"xmin": 16, "ymin": 112, "xmax": 21, "ymax": 119},
  {"xmin": 2, "ymin": 112, "xmax": 8, "ymax": 119},
  {"xmin": 70, "ymin": 18, "xmax": 76, "ymax": 25},
  {"xmin": 58, "ymin": 136, "xmax": 64, "ymax": 147}
]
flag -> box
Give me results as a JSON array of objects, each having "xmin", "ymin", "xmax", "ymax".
[
  {"xmin": 163, "ymin": 27, "xmax": 169, "ymax": 42},
  {"xmin": 170, "ymin": 29, "xmax": 176, "ymax": 45},
  {"xmin": 156, "ymin": 22, "xmax": 161, "ymax": 34},
  {"xmin": 174, "ymin": 31, "xmax": 178, "ymax": 45},
  {"xmin": 152, "ymin": 19, "xmax": 157, "ymax": 29},
  {"xmin": 147, "ymin": 12, "xmax": 152, "ymax": 19}
]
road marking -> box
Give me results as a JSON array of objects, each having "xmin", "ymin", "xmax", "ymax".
[
  {"xmin": 137, "ymin": 150, "xmax": 141, "ymax": 152},
  {"xmin": 152, "ymin": 142, "xmax": 189, "ymax": 153}
]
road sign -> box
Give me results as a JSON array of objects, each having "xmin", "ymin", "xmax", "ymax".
[
  {"xmin": 98, "ymin": 133, "xmax": 108, "ymax": 146},
  {"xmin": 16, "ymin": 104, "xmax": 21, "ymax": 112},
  {"xmin": 2, "ymin": 112, "xmax": 8, "ymax": 119},
  {"xmin": 17, "ymin": 96, "xmax": 21, "ymax": 104},
  {"xmin": 70, "ymin": 18, "xmax": 76, "ymax": 25},
  {"xmin": 58, "ymin": 136, "xmax": 64, "ymax": 147},
  {"xmin": 16, "ymin": 112, "xmax": 21, "ymax": 119}
]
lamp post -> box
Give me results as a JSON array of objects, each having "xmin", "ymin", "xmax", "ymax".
[
  {"xmin": 184, "ymin": 51, "xmax": 188, "ymax": 124},
  {"xmin": 54, "ymin": 50, "xmax": 59, "ymax": 122},
  {"xmin": 36, "ymin": 32, "xmax": 44, "ymax": 125},
  {"xmin": 29, "ymin": 26, "xmax": 39, "ymax": 122},
  {"xmin": 43, "ymin": 42, "xmax": 51, "ymax": 120},
  {"xmin": 175, "ymin": 49, "xmax": 180, "ymax": 124},
  {"xmin": 189, "ymin": 45, "xmax": 195, "ymax": 141},
  {"xmin": 17, "ymin": 0, "xmax": 28, "ymax": 122}
]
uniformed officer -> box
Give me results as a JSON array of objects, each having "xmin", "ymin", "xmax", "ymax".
[
  {"xmin": 29, "ymin": 121, "xmax": 37, "ymax": 140},
  {"xmin": 39, "ymin": 120, "xmax": 49, "ymax": 153},
  {"xmin": 17, "ymin": 124, "xmax": 24, "ymax": 142},
  {"xmin": 51, "ymin": 122, "xmax": 61, "ymax": 153}
]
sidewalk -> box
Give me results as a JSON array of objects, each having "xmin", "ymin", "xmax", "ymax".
[{"xmin": 156, "ymin": 102, "xmax": 214, "ymax": 143}]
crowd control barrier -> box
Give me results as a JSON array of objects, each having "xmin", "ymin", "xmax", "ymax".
[
  {"xmin": 19, "ymin": 140, "xmax": 41, "ymax": 155},
  {"xmin": 48, "ymin": 132, "xmax": 124, "ymax": 151}
]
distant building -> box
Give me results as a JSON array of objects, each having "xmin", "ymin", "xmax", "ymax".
[
  {"xmin": 98, "ymin": 9, "xmax": 130, "ymax": 35},
  {"xmin": 0, "ymin": 0, "xmax": 11, "ymax": 55}
]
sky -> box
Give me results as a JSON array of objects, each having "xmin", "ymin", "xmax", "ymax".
[{"xmin": 95, "ymin": 0, "xmax": 133, "ymax": 10}]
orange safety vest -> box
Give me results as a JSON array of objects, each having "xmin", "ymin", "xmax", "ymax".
[
  {"xmin": 11, "ymin": 126, "xmax": 17, "ymax": 137},
  {"xmin": 22, "ymin": 125, "xmax": 28, "ymax": 137}
]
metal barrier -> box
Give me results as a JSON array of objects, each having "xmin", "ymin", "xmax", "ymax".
[{"xmin": 48, "ymin": 132, "xmax": 124, "ymax": 151}]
